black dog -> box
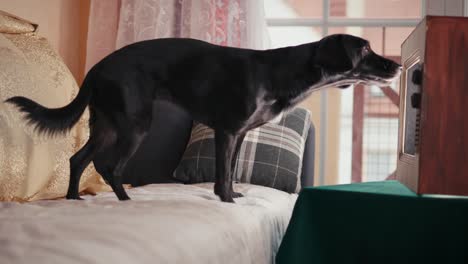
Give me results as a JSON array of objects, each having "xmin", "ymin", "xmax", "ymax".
[{"xmin": 6, "ymin": 34, "xmax": 401, "ymax": 202}]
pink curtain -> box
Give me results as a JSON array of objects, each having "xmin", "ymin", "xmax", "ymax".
[{"xmin": 85, "ymin": 0, "xmax": 269, "ymax": 72}]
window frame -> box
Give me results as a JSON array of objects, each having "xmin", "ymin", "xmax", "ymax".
[{"xmin": 264, "ymin": 0, "xmax": 426, "ymax": 185}]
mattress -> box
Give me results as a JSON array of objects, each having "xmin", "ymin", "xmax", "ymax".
[{"xmin": 0, "ymin": 183, "xmax": 297, "ymax": 264}]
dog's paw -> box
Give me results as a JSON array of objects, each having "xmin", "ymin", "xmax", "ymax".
[
  {"xmin": 217, "ymin": 192, "xmax": 235, "ymax": 203},
  {"xmin": 66, "ymin": 194, "xmax": 83, "ymax": 200},
  {"xmin": 232, "ymin": 192, "xmax": 244, "ymax": 198},
  {"xmin": 220, "ymin": 195, "xmax": 235, "ymax": 203}
]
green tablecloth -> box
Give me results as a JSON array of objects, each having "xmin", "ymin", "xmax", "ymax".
[{"xmin": 276, "ymin": 181, "xmax": 468, "ymax": 264}]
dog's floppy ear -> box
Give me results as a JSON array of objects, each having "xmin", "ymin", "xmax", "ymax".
[{"xmin": 314, "ymin": 35, "xmax": 353, "ymax": 72}]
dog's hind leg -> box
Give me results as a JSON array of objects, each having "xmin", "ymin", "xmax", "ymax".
[
  {"xmin": 92, "ymin": 127, "xmax": 147, "ymax": 201},
  {"xmin": 230, "ymin": 132, "xmax": 246, "ymax": 198},
  {"xmin": 109, "ymin": 120, "xmax": 149, "ymax": 200},
  {"xmin": 66, "ymin": 110, "xmax": 116, "ymax": 200},
  {"xmin": 100, "ymin": 166, "xmax": 129, "ymax": 201},
  {"xmin": 93, "ymin": 145, "xmax": 126, "ymax": 199},
  {"xmin": 66, "ymin": 137, "xmax": 99, "ymax": 200},
  {"xmin": 93, "ymin": 130, "xmax": 147, "ymax": 200}
]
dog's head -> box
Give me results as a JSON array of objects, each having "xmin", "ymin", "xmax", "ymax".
[{"xmin": 314, "ymin": 34, "xmax": 402, "ymax": 88}]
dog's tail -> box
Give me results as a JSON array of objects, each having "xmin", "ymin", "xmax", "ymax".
[{"xmin": 5, "ymin": 81, "xmax": 92, "ymax": 137}]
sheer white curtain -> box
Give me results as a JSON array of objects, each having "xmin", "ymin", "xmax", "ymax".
[{"xmin": 86, "ymin": 0, "xmax": 270, "ymax": 72}]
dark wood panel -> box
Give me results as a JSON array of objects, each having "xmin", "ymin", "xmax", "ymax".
[{"xmin": 419, "ymin": 16, "xmax": 468, "ymax": 195}]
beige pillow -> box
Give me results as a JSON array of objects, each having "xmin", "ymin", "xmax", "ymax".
[{"xmin": 0, "ymin": 11, "xmax": 108, "ymax": 201}]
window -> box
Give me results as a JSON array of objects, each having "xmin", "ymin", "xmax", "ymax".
[
  {"xmin": 364, "ymin": 151, "xmax": 398, "ymax": 181},
  {"xmin": 369, "ymin": 85, "xmax": 385, "ymax": 98},
  {"xmin": 264, "ymin": 0, "xmax": 424, "ymax": 185}
]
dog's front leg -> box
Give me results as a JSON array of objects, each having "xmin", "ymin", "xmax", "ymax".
[
  {"xmin": 230, "ymin": 132, "xmax": 246, "ymax": 198},
  {"xmin": 214, "ymin": 129, "xmax": 238, "ymax": 203}
]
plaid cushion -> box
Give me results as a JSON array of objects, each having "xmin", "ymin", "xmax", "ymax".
[{"xmin": 173, "ymin": 108, "xmax": 311, "ymax": 193}]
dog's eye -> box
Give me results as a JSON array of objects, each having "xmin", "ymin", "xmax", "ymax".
[{"xmin": 362, "ymin": 46, "xmax": 370, "ymax": 55}]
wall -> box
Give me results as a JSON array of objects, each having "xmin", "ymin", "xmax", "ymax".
[{"xmin": 0, "ymin": 0, "xmax": 90, "ymax": 84}]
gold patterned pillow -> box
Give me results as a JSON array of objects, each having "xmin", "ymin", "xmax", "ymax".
[{"xmin": 0, "ymin": 12, "xmax": 107, "ymax": 201}]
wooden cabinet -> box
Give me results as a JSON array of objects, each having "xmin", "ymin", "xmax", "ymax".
[{"xmin": 397, "ymin": 16, "xmax": 468, "ymax": 195}]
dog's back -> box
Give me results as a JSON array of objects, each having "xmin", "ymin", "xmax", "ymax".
[{"xmin": 88, "ymin": 38, "xmax": 262, "ymax": 128}]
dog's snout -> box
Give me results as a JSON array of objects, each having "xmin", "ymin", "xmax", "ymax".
[
  {"xmin": 383, "ymin": 60, "xmax": 397, "ymax": 71},
  {"xmin": 395, "ymin": 65, "xmax": 403, "ymax": 74},
  {"xmin": 385, "ymin": 59, "xmax": 402, "ymax": 75}
]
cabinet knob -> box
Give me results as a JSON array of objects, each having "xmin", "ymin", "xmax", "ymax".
[{"xmin": 412, "ymin": 69, "xmax": 423, "ymax": 85}]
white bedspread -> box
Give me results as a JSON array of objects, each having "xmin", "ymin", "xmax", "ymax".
[{"xmin": 0, "ymin": 183, "xmax": 297, "ymax": 264}]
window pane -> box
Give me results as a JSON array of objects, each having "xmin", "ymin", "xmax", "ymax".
[
  {"xmin": 363, "ymin": 150, "xmax": 398, "ymax": 181},
  {"xmin": 369, "ymin": 85, "xmax": 385, "ymax": 97},
  {"xmin": 329, "ymin": 27, "xmax": 402, "ymax": 184},
  {"xmin": 268, "ymin": 26, "xmax": 322, "ymax": 48},
  {"xmin": 330, "ymin": 0, "xmax": 421, "ymax": 18},
  {"xmin": 264, "ymin": 0, "xmax": 323, "ymax": 19},
  {"xmin": 328, "ymin": 26, "xmax": 415, "ymax": 57},
  {"xmin": 362, "ymin": 119, "xmax": 399, "ymax": 181},
  {"xmin": 384, "ymin": 27, "xmax": 414, "ymax": 56}
]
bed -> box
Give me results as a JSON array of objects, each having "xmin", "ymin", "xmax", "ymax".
[
  {"xmin": 0, "ymin": 101, "xmax": 316, "ymax": 264},
  {"xmin": 0, "ymin": 12, "xmax": 316, "ymax": 263},
  {"xmin": 0, "ymin": 183, "xmax": 298, "ymax": 264}
]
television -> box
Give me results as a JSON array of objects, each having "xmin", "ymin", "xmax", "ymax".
[{"xmin": 396, "ymin": 16, "xmax": 468, "ymax": 196}]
